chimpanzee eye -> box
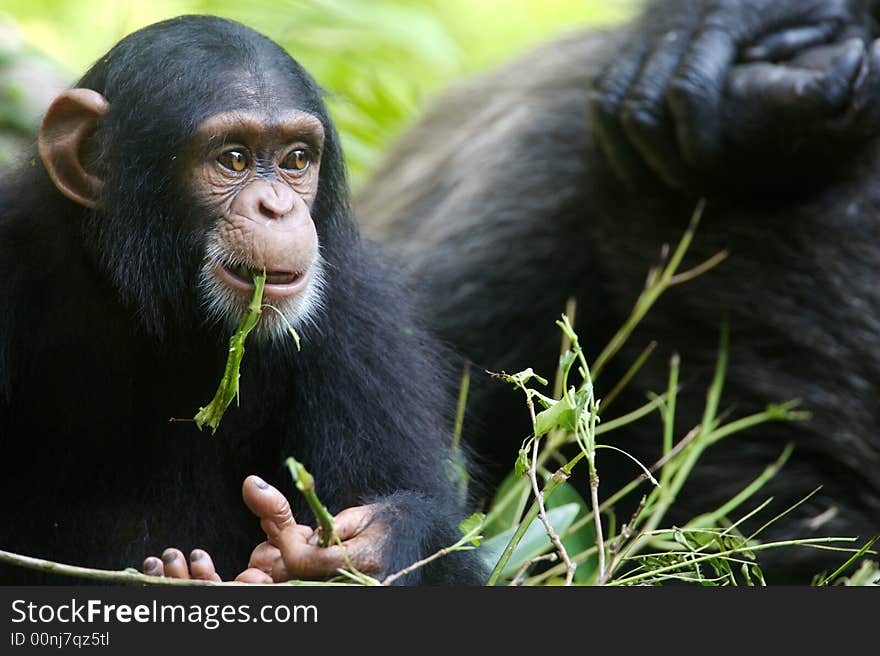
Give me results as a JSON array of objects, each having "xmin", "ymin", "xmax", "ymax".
[
  {"xmin": 281, "ymin": 149, "xmax": 310, "ymax": 172},
  {"xmin": 218, "ymin": 150, "xmax": 248, "ymax": 172}
]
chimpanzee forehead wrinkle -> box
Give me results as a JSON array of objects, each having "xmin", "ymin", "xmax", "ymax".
[
  {"xmin": 218, "ymin": 68, "xmax": 327, "ymax": 122},
  {"xmin": 77, "ymin": 15, "xmax": 331, "ymax": 139},
  {"xmin": 195, "ymin": 110, "xmax": 325, "ymax": 152}
]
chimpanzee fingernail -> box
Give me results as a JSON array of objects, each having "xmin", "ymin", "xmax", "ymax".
[
  {"xmin": 253, "ymin": 476, "xmax": 269, "ymax": 489},
  {"xmin": 744, "ymin": 46, "xmax": 767, "ymax": 60},
  {"xmin": 144, "ymin": 558, "xmax": 160, "ymax": 574},
  {"xmin": 191, "ymin": 550, "xmax": 204, "ymax": 561},
  {"xmin": 162, "ymin": 550, "xmax": 178, "ymax": 563}
]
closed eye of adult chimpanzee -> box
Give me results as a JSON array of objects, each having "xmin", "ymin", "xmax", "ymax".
[
  {"xmin": 0, "ymin": 15, "xmax": 484, "ymax": 585},
  {"xmin": 358, "ymin": 0, "xmax": 880, "ymax": 583}
]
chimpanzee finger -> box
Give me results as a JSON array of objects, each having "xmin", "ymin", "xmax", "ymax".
[
  {"xmin": 247, "ymin": 540, "xmax": 284, "ymax": 574},
  {"xmin": 160, "ymin": 548, "xmax": 190, "ymax": 579},
  {"xmin": 588, "ymin": 37, "xmax": 656, "ymax": 189},
  {"xmin": 742, "ymin": 23, "xmax": 841, "ymax": 62},
  {"xmin": 234, "ymin": 568, "xmax": 274, "ymax": 584},
  {"xmin": 330, "ymin": 505, "xmax": 378, "ymax": 541},
  {"xmin": 276, "ymin": 539, "xmax": 349, "ymax": 580},
  {"xmin": 620, "ymin": 28, "xmax": 694, "ymax": 189},
  {"xmin": 721, "ymin": 38, "xmax": 880, "ymax": 168},
  {"xmin": 831, "ymin": 38, "xmax": 880, "ymax": 136},
  {"xmin": 188, "ymin": 549, "xmax": 222, "ymax": 582},
  {"xmin": 142, "ymin": 556, "xmax": 164, "ymax": 577},
  {"xmin": 667, "ymin": 26, "xmax": 738, "ymax": 170},
  {"xmin": 240, "ymin": 475, "xmax": 296, "ymax": 544},
  {"xmin": 726, "ymin": 40, "xmax": 865, "ymax": 122}
]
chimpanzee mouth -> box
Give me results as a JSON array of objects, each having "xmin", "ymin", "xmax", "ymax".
[{"xmin": 214, "ymin": 260, "xmax": 310, "ymax": 299}]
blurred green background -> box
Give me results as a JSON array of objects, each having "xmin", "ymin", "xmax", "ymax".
[{"xmin": 0, "ymin": 0, "xmax": 634, "ymax": 186}]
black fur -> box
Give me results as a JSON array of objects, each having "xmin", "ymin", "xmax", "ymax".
[
  {"xmin": 0, "ymin": 15, "xmax": 484, "ymax": 585},
  {"xmin": 358, "ymin": 28, "xmax": 880, "ymax": 583}
]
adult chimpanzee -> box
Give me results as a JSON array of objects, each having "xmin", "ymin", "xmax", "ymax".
[
  {"xmin": 0, "ymin": 15, "xmax": 484, "ymax": 585},
  {"xmin": 357, "ymin": 0, "xmax": 880, "ymax": 583}
]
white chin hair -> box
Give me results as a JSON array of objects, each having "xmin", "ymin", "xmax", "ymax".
[{"xmin": 198, "ymin": 252, "xmax": 327, "ymax": 345}]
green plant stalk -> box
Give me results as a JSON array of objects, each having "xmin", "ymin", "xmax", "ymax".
[
  {"xmin": 610, "ymin": 537, "xmax": 859, "ymax": 586},
  {"xmin": 661, "ymin": 354, "xmax": 679, "ymax": 481},
  {"xmin": 285, "ymin": 457, "xmax": 338, "ymax": 547},
  {"xmin": 485, "ymin": 452, "xmax": 585, "ymax": 585},
  {"xmin": 383, "ymin": 517, "xmax": 483, "ymax": 586},
  {"xmin": 591, "ymin": 200, "xmax": 706, "ymax": 380},
  {"xmin": 445, "ymin": 361, "xmax": 473, "ymax": 503},
  {"xmin": 631, "ymin": 323, "xmax": 729, "ymax": 536},
  {"xmin": 595, "ymin": 394, "xmax": 671, "ymax": 436},
  {"xmin": 599, "ymin": 341, "xmax": 657, "ymax": 411},
  {"xmin": 552, "ymin": 298, "xmax": 577, "ymax": 400},
  {"xmin": 194, "ymin": 272, "xmax": 266, "ymax": 434},
  {"xmin": 685, "ymin": 445, "xmax": 793, "ymax": 530},
  {"xmin": 556, "ymin": 314, "xmax": 607, "ymax": 581},
  {"xmin": 818, "ymin": 535, "xmax": 880, "ymax": 586},
  {"xmin": 704, "ymin": 401, "xmax": 809, "ymax": 448},
  {"xmin": 452, "ymin": 360, "xmax": 471, "ymax": 452},
  {"xmin": 553, "ymin": 403, "xmax": 805, "ymax": 578}
]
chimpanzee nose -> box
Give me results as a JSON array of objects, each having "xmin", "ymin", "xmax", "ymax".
[{"xmin": 256, "ymin": 181, "xmax": 296, "ymax": 219}]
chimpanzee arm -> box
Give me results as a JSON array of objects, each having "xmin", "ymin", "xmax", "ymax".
[{"xmin": 590, "ymin": 0, "xmax": 880, "ymax": 191}]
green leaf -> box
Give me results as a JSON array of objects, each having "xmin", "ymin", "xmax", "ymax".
[
  {"xmin": 459, "ymin": 512, "xmax": 485, "ymax": 546},
  {"xmin": 673, "ymin": 528, "xmax": 693, "ymax": 550},
  {"xmin": 534, "ymin": 396, "xmax": 577, "ymax": 437},
  {"xmin": 514, "ymin": 448, "xmax": 529, "ymax": 478},
  {"xmin": 558, "ymin": 349, "xmax": 576, "ymax": 373},
  {"xmin": 478, "ymin": 504, "xmax": 580, "ymax": 581},
  {"xmin": 503, "ymin": 368, "xmax": 548, "ymax": 388}
]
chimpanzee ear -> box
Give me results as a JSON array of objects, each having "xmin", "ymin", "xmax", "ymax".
[{"xmin": 38, "ymin": 89, "xmax": 110, "ymax": 208}]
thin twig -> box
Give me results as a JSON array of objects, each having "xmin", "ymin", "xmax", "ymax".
[
  {"xmin": 381, "ymin": 526, "xmax": 481, "ymax": 586},
  {"xmin": 0, "ymin": 549, "xmax": 345, "ymax": 586},
  {"xmin": 510, "ymin": 553, "xmax": 558, "ymax": 586},
  {"xmin": 525, "ymin": 395, "xmax": 577, "ymax": 585},
  {"xmin": 667, "ymin": 250, "xmax": 729, "ymax": 286},
  {"xmin": 599, "ymin": 341, "xmax": 657, "ymax": 411}
]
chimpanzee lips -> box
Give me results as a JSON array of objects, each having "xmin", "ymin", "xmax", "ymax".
[
  {"xmin": 226, "ymin": 263, "xmax": 302, "ymax": 285},
  {"xmin": 214, "ymin": 260, "xmax": 310, "ymax": 300}
]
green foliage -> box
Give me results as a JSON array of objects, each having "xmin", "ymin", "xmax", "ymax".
[
  {"xmin": 474, "ymin": 205, "xmax": 875, "ymax": 586},
  {"xmin": 459, "ymin": 513, "xmax": 485, "ymax": 547}
]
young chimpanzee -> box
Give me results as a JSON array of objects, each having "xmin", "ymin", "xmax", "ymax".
[{"xmin": 0, "ymin": 15, "xmax": 484, "ymax": 585}]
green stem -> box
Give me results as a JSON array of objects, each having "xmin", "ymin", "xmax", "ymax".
[
  {"xmin": 285, "ymin": 457, "xmax": 338, "ymax": 547},
  {"xmin": 610, "ymin": 537, "xmax": 858, "ymax": 586},
  {"xmin": 485, "ymin": 454, "xmax": 584, "ymax": 585},
  {"xmin": 591, "ymin": 200, "xmax": 706, "ymax": 380},
  {"xmin": 194, "ymin": 272, "xmax": 266, "ymax": 434}
]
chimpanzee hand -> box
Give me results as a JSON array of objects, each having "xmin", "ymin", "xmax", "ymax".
[
  {"xmin": 142, "ymin": 476, "xmax": 388, "ymax": 583},
  {"xmin": 589, "ymin": 0, "xmax": 880, "ymax": 190},
  {"xmin": 232, "ymin": 476, "xmax": 386, "ymax": 583}
]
